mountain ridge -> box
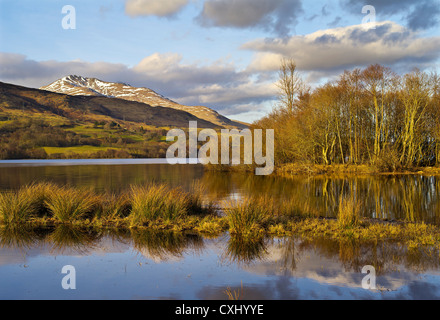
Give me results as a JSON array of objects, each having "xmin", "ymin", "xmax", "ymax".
[
  {"xmin": 41, "ymin": 75, "xmax": 247, "ymax": 129},
  {"xmin": 0, "ymin": 81, "xmax": 220, "ymax": 129}
]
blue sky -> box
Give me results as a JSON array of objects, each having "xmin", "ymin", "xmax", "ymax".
[{"xmin": 1, "ymin": 0, "xmax": 440, "ymax": 122}]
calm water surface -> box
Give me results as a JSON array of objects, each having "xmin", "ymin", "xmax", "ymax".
[
  {"xmin": 1, "ymin": 229, "xmax": 439, "ymax": 300},
  {"xmin": 0, "ymin": 160, "xmax": 440, "ymax": 300}
]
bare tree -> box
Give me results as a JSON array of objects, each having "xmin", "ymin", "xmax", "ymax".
[{"xmin": 276, "ymin": 58, "xmax": 308, "ymax": 114}]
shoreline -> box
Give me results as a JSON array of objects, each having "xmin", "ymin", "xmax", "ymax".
[
  {"xmin": 205, "ymin": 163, "xmax": 440, "ymax": 177},
  {"xmin": 1, "ymin": 158, "xmax": 440, "ymax": 177}
]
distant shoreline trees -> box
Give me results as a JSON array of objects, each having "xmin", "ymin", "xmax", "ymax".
[{"xmin": 253, "ymin": 59, "xmax": 440, "ymax": 170}]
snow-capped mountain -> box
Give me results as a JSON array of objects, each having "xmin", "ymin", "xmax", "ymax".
[{"xmin": 40, "ymin": 75, "xmax": 246, "ymax": 129}]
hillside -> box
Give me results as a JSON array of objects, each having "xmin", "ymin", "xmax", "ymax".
[
  {"xmin": 41, "ymin": 75, "xmax": 247, "ymax": 129},
  {"xmin": 0, "ymin": 81, "xmax": 219, "ymax": 128},
  {"xmin": 0, "ymin": 81, "xmax": 225, "ymax": 160}
]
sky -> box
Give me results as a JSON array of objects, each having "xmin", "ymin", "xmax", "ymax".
[{"xmin": 0, "ymin": 0, "xmax": 440, "ymax": 123}]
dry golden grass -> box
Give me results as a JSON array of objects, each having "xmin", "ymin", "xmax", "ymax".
[
  {"xmin": 129, "ymin": 184, "xmax": 191, "ymax": 226},
  {"xmin": 337, "ymin": 198, "xmax": 362, "ymax": 229},
  {"xmin": 45, "ymin": 186, "xmax": 101, "ymax": 223},
  {"xmin": 0, "ymin": 182, "xmax": 55, "ymax": 224},
  {"xmin": 224, "ymin": 196, "xmax": 274, "ymax": 236}
]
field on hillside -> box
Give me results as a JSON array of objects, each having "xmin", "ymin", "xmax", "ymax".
[{"xmin": 0, "ymin": 111, "xmax": 171, "ymax": 160}]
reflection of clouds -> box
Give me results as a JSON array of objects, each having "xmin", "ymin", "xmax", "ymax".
[
  {"xmin": 134, "ymin": 247, "xmax": 185, "ymax": 264},
  {"xmin": 393, "ymin": 279, "xmax": 440, "ymax": 300},
  {"xmin": 241, "ymin": 240, "xmax": 438, "ymax": 293},
  {"xmin": 198, "ymin": 267, "xmax": 440, "ymax": 300}
]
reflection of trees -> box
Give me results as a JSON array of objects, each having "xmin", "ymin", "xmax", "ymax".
[
  {"xmin": 296, "ymin": 238, "xmax": 440, "ymax": 275},
  {"xmin": 130, "ymin": 230, "xmax": 204, "ymax": 262},
  {"xmin": 202, "ymin": 172, "xmax": 440, "ymax": 224}
]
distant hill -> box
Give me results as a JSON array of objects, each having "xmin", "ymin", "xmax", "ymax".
[
  {"xmin": 0, "ymin": 81, "xmax": 222, "ymax": 128},
  {"xmin": 41, "ymin": 75, "xmax": 247, "ymax": 129}
]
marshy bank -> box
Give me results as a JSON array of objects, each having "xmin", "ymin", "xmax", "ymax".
[{"xmin": 1, "ymin": 182, "xmax": 440, "ymax": 251}]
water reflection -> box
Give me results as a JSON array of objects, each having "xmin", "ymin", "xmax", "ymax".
[
  {"xmin": 2, "ymin": 226, "xmax": 437, "ymax": 276},
  {"xmin": 0, "ymin": 225, "xmax": 45, "ymax": 249},
  {"xmin": 200, "ymin": 172, "xmax": 440, "ymax": 224},
  {"xmin": 0, "ymin": 164, "xmax": 205, "ymax": 193},
  {"xmin": 48, "ymin": 225, "xmax": 100, "ymax": 255},
  {"xmin": 0, "ymin": 227, "xmax": 439, "ymax": 299},
  {"xmin": 131, "ymin": 230, "xmax": 204, "ymax": 262},
  {"xmin": 1, "ymin": 162, "xmax": 439, "ymax": 223},
  {"xmin": 223, "ymin": 236, "xmax": 268, "ymax": 266}
]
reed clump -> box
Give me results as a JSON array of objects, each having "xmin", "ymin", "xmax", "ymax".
[
  {"xmin": 188, "ymin": 181, "xmax": 215, "ymax": 216},
  {"xmin": 224, "ymin": 281, "xmax": 244, "ymax": 301}
]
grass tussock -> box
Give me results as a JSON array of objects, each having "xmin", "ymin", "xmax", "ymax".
[
  {"xmin": 96, "ymin": 192, "xmax": 131, "ymax": 222},
  {"xmin": 45, "ymin": 186, "xmax": 101, "ymax": 223},
  {"xmin": 337, "ymin": 198, "xmax": 362, "ymax": 229},
  {"xmin": 225, "ymin": 196, "xmax": 274, "ymax": 236},
  {"xmin": 0, "ymin": 190, "xmax": 35, "ymax": 224},
  {"xmin": 129, "ymin": 184, "xmax": 191, "ymax": 226},
  {"xmin": 188, "ymin": 181, "xmax": 215, "ymax": 216},
  {"xmin": 0, "ymin": 182, "xmax": 55, "ymax": 224},
  {"xmin": 0, "ymin": 182, "xmax": 212, "ymax": 228}
]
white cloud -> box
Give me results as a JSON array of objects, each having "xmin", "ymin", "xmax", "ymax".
[
  {"xmin": 244, "ymin": 21, "xmax": 440, "ymax": 73},
  {"xmin": 125, "ymin": 0, "xmax": 190, "ymax": 17}
]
